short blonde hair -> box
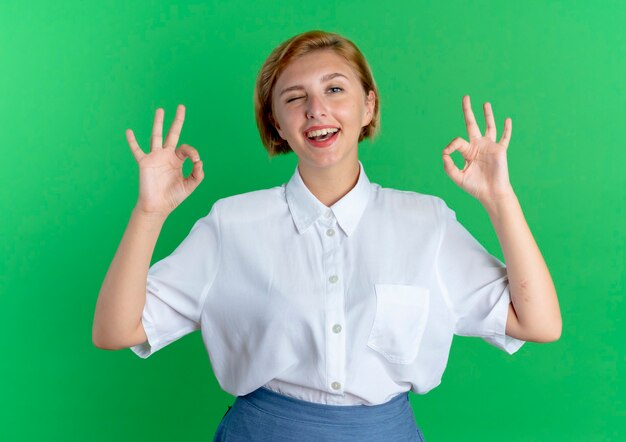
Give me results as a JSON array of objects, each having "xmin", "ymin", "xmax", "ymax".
[{"xmin": 254, "ymin": 30, "xmax": 380, "ymax": 157}]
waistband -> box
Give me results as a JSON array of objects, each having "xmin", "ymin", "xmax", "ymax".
[{"xmin": 238, "ymin": 387, "xmax": 410, "ymax": 426}]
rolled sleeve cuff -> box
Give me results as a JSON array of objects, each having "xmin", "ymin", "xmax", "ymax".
[
  {"xmin": 482, "ymin": 287, "xmax": 526, "ymax": 355},
  {"xmin": 129, "ymin": 310, "xmax": 160, "ymax": 359}
]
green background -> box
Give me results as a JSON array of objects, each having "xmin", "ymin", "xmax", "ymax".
[{"xmin": 1, "ymin": 0, "xmax": 624, "ymax": 440}]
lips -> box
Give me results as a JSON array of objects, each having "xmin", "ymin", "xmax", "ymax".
[
  {"xmin": 303, "ymin": 124, "xmax": 339, "ymax": 135},
  {"xmin": 302, "ymin": 125, "xmax": 341, "ymax": 149},
  {"xmin": 305, "ymin": 128, "xmax": 340, "ymax": 148}
]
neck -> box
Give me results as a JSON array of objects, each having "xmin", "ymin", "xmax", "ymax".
[{"xmin": 298, "ymin": 160, "xmax": 360, "ymax": 207}]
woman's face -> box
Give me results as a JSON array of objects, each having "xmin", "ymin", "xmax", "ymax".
[{"xmin": 271, "ymin": 49, "xmax": 375, "ymax": 173}]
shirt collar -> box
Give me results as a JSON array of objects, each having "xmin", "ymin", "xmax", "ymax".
[{"xmin": 285, "ymin": 160, "xmax": 371, "ymax": 237}]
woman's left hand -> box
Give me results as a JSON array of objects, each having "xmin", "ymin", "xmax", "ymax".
[{"xmin": 442, "ymin": 95, "xmax": 515, "ymax": 205}]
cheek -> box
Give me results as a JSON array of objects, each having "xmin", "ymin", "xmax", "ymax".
[
  {"xmin": 340, "ymin": 103, "xmax": 364, "ymax": 127},
  {"xmin": 275, "ymin": 113, "xmax": 298, "ymax": 140}
]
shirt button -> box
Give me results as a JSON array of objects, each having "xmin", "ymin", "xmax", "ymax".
[
  {"xmin": 331, "ymin": 381, "xmax": 341, "ymax": 390},
  {"xmin": 332, "ymin": 324, "xmax": 342, "ymax": 333},
  {"xmin": 328, "ymin": 275, "xmax": 339, "ymax": 284},
  {"xmin": 326, "ymin": 228, "xmax": 335, "ymax": 237}
]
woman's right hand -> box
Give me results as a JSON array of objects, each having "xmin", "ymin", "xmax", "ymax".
[{"xmin": 126, "ymin": 104, "xmax": 204, "ymax": 218}]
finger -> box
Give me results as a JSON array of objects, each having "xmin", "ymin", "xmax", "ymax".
[
  {"xmin": 484, "ymin": 102, "xmax": 497, "ymax": 142},
  {"xmin": 442, "ymin": 137, "xmax": 468, "ymax": 186},
  {"xmin": 499, "ymin": 117, "xmax": 512, "ymax": 149},
  {"xmin": 175, "ymin": 144, "xmax": 201, "ymax": 163},
  {"xmin": 442, "ymin": 151, "xmax": 464, "ymax": 187},
  {"xmin": 184, "ymin": 159, "xmax": 204, "ymax": 194},
  {"xmin": 442, "ymin": 137, "xmax": 471, "ymax": 158},
  {"xmin": 126, "ymin": 129, "xmax": 145, "ymax": 163},
  {"xmin": 462, "ymin": 95, "xmax": 482, "ymax": 141},
  {"xmin": 151, "ymin": 107, "xmax": 164, "ymax": 151},
  {"xmin": 164, "ymin": 104, "xmax": 186, "ymax": 149}
]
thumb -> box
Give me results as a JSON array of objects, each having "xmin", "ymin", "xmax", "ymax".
[
  {"xmin": 184, "ymin": 159, "xmax": 204, "ymax": 194},
  {"xmin": 176, "ymin": 144, "xmax": 204, "ymax": 194},
  {"xmin": 442, "ymin": 138, "xmax": 466, "ymax": 187},
  {"xmin": 442, "ymin": 154, "xmax": 463, "ymax": 187}
]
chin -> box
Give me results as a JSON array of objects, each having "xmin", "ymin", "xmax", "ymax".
[
  {"xmin": 304, "ymin": 153, "xmax": 355, "ymax": 172},
  {"xmin": 291, "ymin": 138, "xmax": 356, "ymax": 169}
]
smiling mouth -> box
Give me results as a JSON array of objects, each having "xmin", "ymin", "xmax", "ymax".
[
  {"xmin": 305, "ymin": 127, "xmax": 340, "ymax": 141},
  {"xmin": 305, "ymin": 129, "xmax": 340, "ymax": 148}
]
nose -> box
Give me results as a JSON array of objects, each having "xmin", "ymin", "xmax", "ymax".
[{"xmin": 305, "ymin": 94, "xmax": 327, "ymax": 119}]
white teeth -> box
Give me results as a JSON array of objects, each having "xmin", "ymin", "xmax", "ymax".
[{"xmin": 306, "ymin": 127, "xmax": 339, "ymax": 138}]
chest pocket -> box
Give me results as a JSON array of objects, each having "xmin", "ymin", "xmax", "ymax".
[{"xmin": 367, "ymin": 284, "xmax": 430, "ymax": 364}]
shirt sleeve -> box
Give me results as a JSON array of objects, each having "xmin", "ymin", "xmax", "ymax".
[
  {"xmin": 130, "ymin": 200, "xmax": 222, "ymax": 358},
  {"xmin": 433, "ymin": 197, "xmax": 525, "ymax": 355}
]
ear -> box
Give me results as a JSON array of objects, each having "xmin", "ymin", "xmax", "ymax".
[
  {"xmin": 270, "ymin": 113, "xmax": 287, "ymax": 140},
  {"xmin": 275, "ymin": 123, "xmax": 287, "ymax": 140},
  {"xmin": 362, "ymin": 90, "xmax": 376, "ymax": 127}
]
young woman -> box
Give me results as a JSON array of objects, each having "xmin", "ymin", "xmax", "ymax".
[{"xmin": 93, "ymin": 30, "xmax": 561, "ymax": 441}]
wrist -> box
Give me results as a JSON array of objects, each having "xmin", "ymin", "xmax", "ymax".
[
  {"xmin": 132, "ymin": 206, "xmax": 169, "ymax": 223},
  {"xmin": 480, "ymin": 188, "xmax": 519, "ymax": 217}
]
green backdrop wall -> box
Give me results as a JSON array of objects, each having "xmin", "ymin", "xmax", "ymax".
[{"xmin": 1, "ymin": 0, "xmax": 624, "ymax": 440}]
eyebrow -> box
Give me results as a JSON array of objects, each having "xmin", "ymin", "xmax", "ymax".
[{"xmin": 279, "ymin": 73, "xmax": 349, "ymax": 97}]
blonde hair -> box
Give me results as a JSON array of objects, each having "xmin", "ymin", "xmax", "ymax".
[{"xmin": 254, "ymin": 30, "xmax": 380, "ymax": 157}]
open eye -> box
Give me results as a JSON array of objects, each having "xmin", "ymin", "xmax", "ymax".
[{"xmin": 328, "ymin": 86, "xmax": 343, "ymax": 93}]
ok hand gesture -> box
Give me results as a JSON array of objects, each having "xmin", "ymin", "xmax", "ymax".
[
  {"xmin": 126, "ymin": 105, "xmax": 204, "ymax": 218},
  {"xmin": 442, "ymin": 96, "xmax": 515, "ymax": 205}
]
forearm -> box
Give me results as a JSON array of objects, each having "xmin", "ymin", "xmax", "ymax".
[
  {"xmin": 482, "ymin": 192, "xmax": 562, "ymax": 341},
  {"xmin": 92, "ymin": 207, "xmax": 166, "ymax": 348}
]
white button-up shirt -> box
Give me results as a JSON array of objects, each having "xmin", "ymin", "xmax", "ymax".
[{"xmin": 131, "ymin": 161, "xmax": 525, "ymax": 405}]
